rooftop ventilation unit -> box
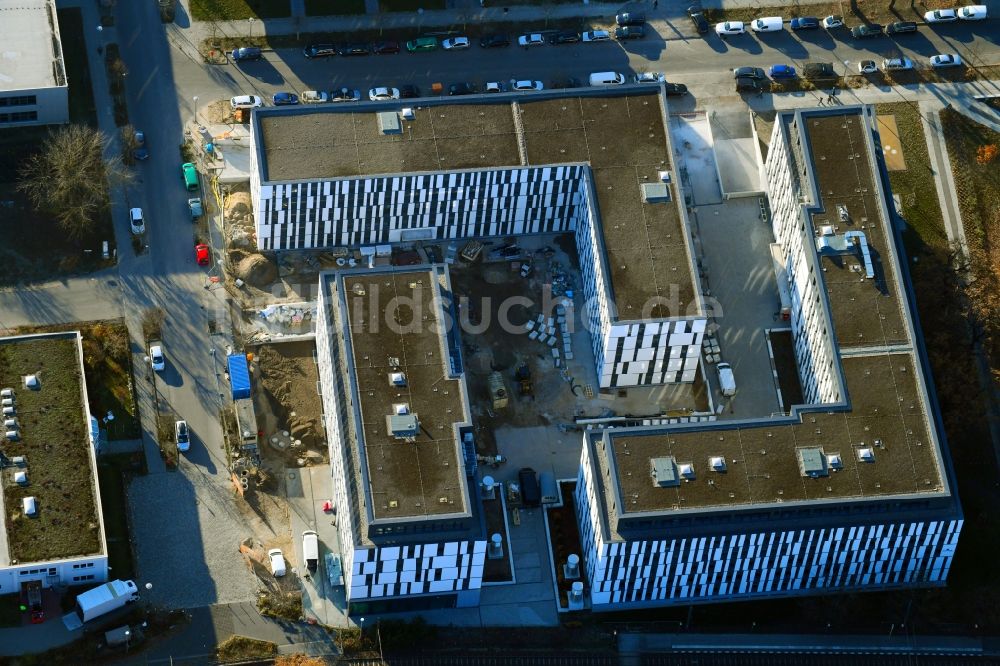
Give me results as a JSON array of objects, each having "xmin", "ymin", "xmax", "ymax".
[
  {"xmin": 815, "ymin": 230, "xmax": 876, "ymax": 279},
  {"xmin": 392, "ymin": 403, "xmax": 410, "ymax": 415},
  {"xmin": 389, "ymin": 372, "xmax": 407, "ymax": 387},
  {"xmin": 14, "ymin": 470, "xmax": 27, "ymax": 485},
  {"xmin": 857, "ymin": 447, "xmax": 876, "ymax": 462},
  {"xmin": 5, "ymin": 430, "xmax": 18, "ymax": 441},
  {"xmin": 641, "ymin": 182, "xmax": 672, "ymax": 203},
  {"xmin": 1, "ymin": 398, "xmax": 13, "ymax": 408},
  {"xmin": 23, "ymin": 375, "xmax": 39, "ymax": 390},
  {"xmin": 0, "ymin": 388, "xmax": 13, "ymax": 399},
  {"xmin": 22, "ymin": 496, "xmax": 37, "ymax": 516},
  {"xmin": 2, "ymin": 406, "xmax": 14, "ymax": 417},
  {"xmin": 838, "ymin": 204, "xmax": 850, "ymax": 223},
  {"xmin": 826, "ymin": 453, "xmax": 843, "ymax": 470},
  {"xmin": 401, "ymin": 107, "xmax": 415, "ymax": 120},
  {"xmin": 797, "ymin": 447, "xmax": 828, "ymax": 477},
  {"xmin": 709, "ymin": 456, "xmax": 727, "ymax": 472},
  {"xmin": 388, "ymin": 413, "xmax": 419, "ymax": 440},
  {"xmin": 650, "ymin": 456, "xmax": 680, "ymax": 487},
  {"xmin": 378, "ymin": 111, "xmax": 402, "ymax": 135},
  {"xmin": 678, "ymin": 463, "xmax": 695, "ymax": 480}
]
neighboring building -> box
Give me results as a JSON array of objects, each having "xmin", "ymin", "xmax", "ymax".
[
  {"xmin": 249, "ymin": 91, "xmax": 707, "ymax": 389},
  {"xmin": 574, "ymin": 107, "xmax": 962, "ymax": 610},
  {"xmin": 0, "ymin": 332, "xmax": 109, "ymax": 594},
  {"xmin": 0, "ymin": 0, "xmax": 69, "ymax": 128},
  {"xmin": 316, "ymin": 266, "xmax": 486, "ymax": 612}
]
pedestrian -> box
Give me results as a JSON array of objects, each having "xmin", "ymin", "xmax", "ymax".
[
  {"xmin": 653, "ymin": 0, "xmax": 659, "ymax": 8},
  {"xmin": 818, "ymin": 98, "xmax": 825, "ymax": 106}
]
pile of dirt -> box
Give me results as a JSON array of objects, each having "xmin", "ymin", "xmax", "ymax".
[
  {"xmin": 205, "ymin": 99, "xmax": 234, "ymax": 125},
  {"xmin": 233, "ymin": 252, "xmax": 278, "ymax": 287},
  {"xmin": 226, "ymin": 191, "xmax": 252, "ymax": 220},
  {"xmin": 253, "ymin": 342, "xmax": 326, "ymax": 464}
]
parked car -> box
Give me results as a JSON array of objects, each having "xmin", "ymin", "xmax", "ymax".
[
  {"xmin": 371, "ymin": 40, "xmax": 401, "ymax": 54},
  {"xmin": 338, "ymin": 42, "xmax": 369, "ymax": 56},
  {"xmin": 368, "ymin": 86, "xmax": 400, "ymax": 101},
  {"xmin": 733, "ymin": 66, "xmax": 766, "ymax": 79},
  {"xmin": 330, "ymin": 87, "xmax": 361, "ymax": 102},
  {"xmin": 886, "ymin": 21, "xmax": 918, "ymax": 34},
  {"xmin": 804, "ymin": 62, "xmax": 836, "ymax": 79},
  {"xmin": 635, "ymin": 71, "xmax": 665, "ymax": 83},
  {"xmin": 230, "ymin": 95, "xmax": 263, "ymax": 109},
  {"xmin": 405, "ymin": 37, "xmax": 437, "ymax": 52},
  {"xmin": 550, "ymin": 77, "xmax": 582, "ymax": 89},
  {"xmin": 882, "ymin": 57, "xmax": 914, "ymax": 71},
  {"xmin": 850, "ymin": 23, "xmax": 884, "ymax": 38},
  {"xmin": 195, "ymin": 243, "xmax": 211, "ymax": 266},
  {"xmin": 484, "ymin": 81, "xmax": 505, "ymax": 93},
  {"xmin": 715, "ymin": 21, "xmax": 746, "ymax": 36},
  {"xmin": 663, "ymin": 82, "xmax": 689, "ymax": 96},
  {"xmin": 271, "ymin": 91, "xmax": 299, "ymax": 106},
  {"xmin": 790, "ymin": 16, "xmax": 820, "ymax": 30},
  {"xmin": 479, "ymin": 33, "xmax": 510, "ymax": 48},
  {"xmin": 268, "ymin": 549, "xmax": 287, "ymax": 577},
  {"xmin": 858, "ymin": 59, "xmax": 878, "ymax": 74},
  {"xmin": 182, "ymin": 162, "xmax": 198, "ymax": 191},
  {"xmin": 129, "ymin": 207, "xmax": 145, "ymax": 235},
  {"xmin": 510, "ymin": 79, "xmax": 544, "ymax": 91},
  {"xmin": 149, "ymin": 345, "xmax": 165, "ymax": 372},
  {"xmin": 924, "ymin": 8, "xmax": 958, "ymax": 22},
  {"xmin": 717, "ymin": 362, "xmax": 737, "ymax": 397},
  {"xmin": 688, "ymin": 6, "xmax": 710, "ymax": 33},
  {"xmin": 958, "ymin": 5, "xmax": 987, "ymax": 20},
  {"xmin": 174, "ymin": 420, "xmax": 190, "ymax": 453},
  {"xmin": 301, "ymin": 90, "xmax": 328, "ymax": 104},
  {"xmin": 518, "ymin": 468, "xmax": 541, "ymax": 507},
  {"xmin": 549, "ymin": 31, "xmax": 580, "ymax": 44},
  {"xmin": 230, "ymin": 47, "xmax": 262, "ymax": 62},
  {"xmin": 615, "ymin": 25, "xmax": 645, "ymax": 39},
  {"xmin": 188, "ymin": 197, "xmax": 202, "ymax": 219},
  {"xmin": 302, "ymin": 43, "xmax": 336, "ymax": 58},
  {"xmin": 751, "ymin": 16, "xmax": 784, "ymax": 32},
  {"xmin": 822, "ymin": 15, "xmax": 844, "ymax": 28},
  {"xmin": 442, "ymin": 37, "xmax": 470, "ymax": 50},
  {"xmin": 132, "ymin": 130, "xmax": 148, "ymax": 161},
  {"xmin": 616, "ymin": 11, "xmax": 645, "ymax": 26},
  {"xmin": 517, "ymin": 33, "xmax": 545, "ymax": 47},
  {"xmin": 398, "ymin": 84, "xmax": 420, "ymax": 99},
  {"xmin": 769, "ymin": 64, "xmax": 797, "ymax": 79},
  {"xmin": 581, "ymin": 30, "xmax": 611, "ymax": 42},
  {"xmin": 929, "ymin": 53, "xmax": 963, "ymax": 68},
  {"xmin": 448, "ymin": 82, "xmax": 476, "ymax": 95}
]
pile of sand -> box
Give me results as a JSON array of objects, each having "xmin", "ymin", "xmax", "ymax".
[
  {"xmin": 234, "ymin": 252, "xmax": 277, "ymax": 287},
  {"xmin": 204, "ymin": 100, "xmax": 233, "ymax": 125}
]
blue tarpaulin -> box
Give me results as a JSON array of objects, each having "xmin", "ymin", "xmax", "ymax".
[{"xmin": 227, "ymin": 354, "xmax": 251, "ymax": 400}]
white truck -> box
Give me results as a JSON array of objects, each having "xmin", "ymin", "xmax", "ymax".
[{"xmin": 75, "ymin": 579, "xmax": 139, "ymax": 623}]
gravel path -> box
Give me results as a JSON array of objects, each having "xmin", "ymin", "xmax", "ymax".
[{"xmin": 128, "ymin": 459, "xmax": 289, "ymax": 609}]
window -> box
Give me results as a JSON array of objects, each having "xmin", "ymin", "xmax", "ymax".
[
  {"xmin": 0, "ymin": 95, "xmax": 36, "ymax": 107},
  {"xmin": 72, "ymin": 574, "xmax": 95, "ymax": 582},
  {"xmin": 0, "ymin": 111, "xmax": 38, "ymax": 123}
]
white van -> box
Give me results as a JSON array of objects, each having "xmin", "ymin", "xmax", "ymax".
[
  {"xmin": 302, "ymin": 530, "xmax": 319, "ymax": 572},
  {"xmin": 589, "ymin": 71, "xmax": 626, "ymax": 86},
  {"xmin": 717, "ymin": 362, "xmax": 737, "ymax": 397},
  {"xmin": 751, "ymin": 16, "xmax": 784, "ymax": 32}
]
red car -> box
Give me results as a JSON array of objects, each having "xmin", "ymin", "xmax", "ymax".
[{"xmin": 195, "ymin": 244, "xmax": 210, "ymax": 266}]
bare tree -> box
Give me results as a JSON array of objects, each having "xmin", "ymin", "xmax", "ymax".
[{"xmin": 17, "ymin": 124, "xmax": 133, "ymax": 242}]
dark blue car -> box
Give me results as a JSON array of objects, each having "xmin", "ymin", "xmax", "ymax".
[
  {"xmin": 769, "ymin": 64, "xmax": 797, "ymax": 79},
  {"xmin": 790, "ymin": 16, "xmax": 820, "ymax": 30},
  {"xmin": 272, "ymin": 92, "xmax": 299, "ymax": 106}
]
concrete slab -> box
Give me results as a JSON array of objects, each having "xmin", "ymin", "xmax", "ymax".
[
  {"xmin": 286, "ymin": 465, "xmax": 351, "ymax": 628},
  {"xmin": 693, "ymin": 198, "xmax": 783, "ymax": 419},
  {"xmin": 709, "ymin": 109, "xmax": 764, "ymax": 196},
  {"xmin": 670, "ymin": 114, "xmax": 723, "ymax": 206}
]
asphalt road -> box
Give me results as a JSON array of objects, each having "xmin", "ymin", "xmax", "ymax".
[{"xmin": 177, "ymin": 21, "xmax": 997, "ymax": 108}]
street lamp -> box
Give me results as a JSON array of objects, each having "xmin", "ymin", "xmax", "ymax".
[
  {"xmin": 248, "ymin": 17, "xmax": 255, "ymax": 39},
  {"xmin": 359, "ymin": 616, "xmax": 365, "ymax": 645},
  {"xmin": 193, "ymin": 96, "xmax": 199, "ymax": 125}
]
